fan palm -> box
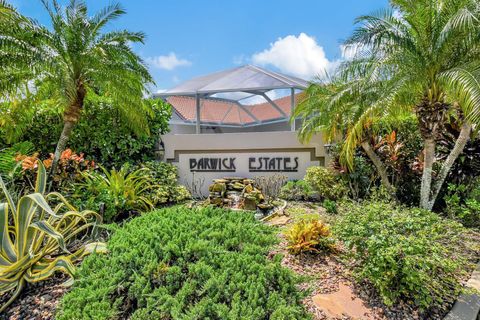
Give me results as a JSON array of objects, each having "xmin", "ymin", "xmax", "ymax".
[
  {"xmin": 0, "ymin": 0, "xmax": 153, "ymax": 173},
  {"xmin": 296, "ymin": 0, "xmax": 480, "ymax": 210}
]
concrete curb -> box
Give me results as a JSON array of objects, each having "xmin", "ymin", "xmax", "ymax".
[{"xmin": 444, "ymin": 263, "xmax": 480, "ymax": 320}]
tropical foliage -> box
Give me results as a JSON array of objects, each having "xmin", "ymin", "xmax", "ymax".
[
  {"xmin": 0, "ymin": 141, "xmax": 34, "ymax": 188},
  {"xmin": 74, "ymin": 165, "xmax": 154, "ymax": 223},
  {"xmin": 0, "ymin": 0, "xmax": 154, "ymax": 171},
  {"xmin": 0, "ymin": 162, "xmax": 105, "ymax": 312},
  {"xmin": 56, "ymin": 206, "xmax": 309, "ymax": 320},
  {"xmin": 15, "ymin": 148, "xmax": 95, "ymax": 193},
  {"xmin": 295, "ymin": 0, "xmax": 480, "ymax": 209},
  {"xmin": 73, "ymin": 162, "xmax": 191, "ymax": 223},
  {"xmin": 285, "ymin": 219, "xmax": 335, "ymax": 255}
]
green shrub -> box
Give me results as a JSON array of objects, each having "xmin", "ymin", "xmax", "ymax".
[
  {"xmin": 340, "ymin": 155, "xmax": 376, "ymax": 200},
  {"xmin": 17, "ymin": 98, "xmax": 171, "ymax": 169},
  {"xmin": 73, "ymin": 162, "xmax": 190, "ymax": 222},
  {"xmin": 322, "ymin": 199, "xmax": 337, "ymax": 214},
  {"xmin": 57, "ymin": 207, "xmax": 309, "ymax": 320},
  {"xmin": 0, "ymin": 141, "xmax": 34, "ymax": 179},
  {"xmin": 0, "ymin": 142, "xmax": 34, "ymax": 197},
  {"xmin": 304, "ymin": 166, "xmax": 347, "ymax": 201},
  {"xmin": 444, "ymin": 181, "xmax": 480, "ymax": 229},
  {"xmin": 15, "ymin": 148, "xmax": 95, "ymax": 194},
  {"xmin": 138, "ymin": 161, "xmax": 191, "ymax": 205},
  {"xmin": 279, "ymin": 180, "xmax": 316, "ymax": 201},
  {"xmin": 334, "ymin": 201, "xmax": 478, "ymax": 310}
]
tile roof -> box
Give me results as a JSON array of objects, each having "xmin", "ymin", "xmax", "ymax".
[{"xmin": 167, "ymin": 94, "xmax": 301, "ymax": 126}]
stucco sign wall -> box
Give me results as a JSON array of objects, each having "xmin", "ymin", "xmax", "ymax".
[
  {"xmin": 177, "ymin": 151, "xmax": 320, "ymax": 196},
  {"xmin": 161, "ymin": 131, "xmax": 328, "ymax": 197}
]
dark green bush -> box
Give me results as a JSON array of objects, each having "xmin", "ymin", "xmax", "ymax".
[
  {"xmin": 444, "ymin": 181, "xmax": 480, "ymax": 229},
  {"xmin": 20, "ymin": 98, "xmax": 171, "ymax": 169},
  {"xmin": 57, "ymin": 207, "xmax": 309, "ymax": 320},
  {"xmin": 279, "ymin": 180, "xmax": 316, "ymax": 201},
  {"xmin": 322, "ymin": 199, "xmax": 337, "ymax": 214},
  {"xmin": 334, "ymin": 201, "xmax": 479, "ymax": 310}
]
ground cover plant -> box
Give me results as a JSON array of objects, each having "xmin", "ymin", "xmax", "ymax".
[
  {"xmin": 57, "ymin": 206, "xmax": 309, "ymax": 320},
  {"xmin": 334, "ymin": 201, "xmax": 480, "ymax": 311},
  {"xmin": 444, "ymin": 179, "xmax": 480, "ymax": 229}
]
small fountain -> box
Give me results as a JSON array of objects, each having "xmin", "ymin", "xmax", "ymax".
[{"xmin": 207, "ymin": 177, "xmax": 268, "ymax": 212}]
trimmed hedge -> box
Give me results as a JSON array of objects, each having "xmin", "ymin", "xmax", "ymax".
[{"xmin": 57, "ymin": 207, "xmax": 309, "ymax": 320}]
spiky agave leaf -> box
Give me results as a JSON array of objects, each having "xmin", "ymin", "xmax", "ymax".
[{"xmin": 0, "ymin": 162, "xmax": 106, "ymax": 312}]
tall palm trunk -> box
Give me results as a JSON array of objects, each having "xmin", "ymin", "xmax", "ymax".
[
  {"xmin": 416, "ymin": 97, "xmax": 471, "ymax": 210},
  {"xmin": 361, "ymin": 141, "xmax": 395, "ymax": 196},
  {"xmin": 416, "ymin": 97, "xmax": 448, "ymax": 209},
  {"xmin": 420, "ymin": 138, "xmax": 436, "ymax": 209},
  {"xmin": 50, "ymin": 85, "xmax": 85, "ymax": 176},
  {"xmin": 51, "ymin": 120, "xmax": 76, "ymax": 171}
]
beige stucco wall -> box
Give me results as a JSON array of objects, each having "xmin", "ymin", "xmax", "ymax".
[{"xmin": 162, "ymin": 131, "xmax": 328, "ymax": 196}]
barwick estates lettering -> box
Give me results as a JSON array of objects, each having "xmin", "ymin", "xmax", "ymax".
[{"xmin": 189, "ymin": 157, "xmax": 299, "ymax": 172}]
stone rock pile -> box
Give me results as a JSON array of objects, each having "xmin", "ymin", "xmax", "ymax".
[{"xmin": 208, "ymin": 177, "xmax": 271, "ymax": 211}]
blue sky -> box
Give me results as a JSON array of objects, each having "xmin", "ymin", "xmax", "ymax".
[{"xmin": 13, "ymin": 0, "xmax": 388, "ymax": 92}]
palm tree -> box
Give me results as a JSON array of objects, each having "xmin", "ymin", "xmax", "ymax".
[
  {"xmin": 296, "ymin": 0, "xmax": 480, "ymax": 210},
  {"xmin": 0, "ymin": 0, "xmax": 153, "ymax": 173},
  {"xmin": 295, "ymin": 78, "xmax": 401, "ymax": 196}
]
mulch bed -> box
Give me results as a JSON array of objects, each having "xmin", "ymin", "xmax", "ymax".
[{"xmin": 0, "ymin": 275, "xmax": 69, "ymax": 320}]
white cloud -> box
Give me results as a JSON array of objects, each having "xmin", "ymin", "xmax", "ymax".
[
  {"xmin": 146, "ymin": 52, "xmax": 192, "ymax": 70},
  {"xmin": 252, "ymin": 33, "xmax": 339, "ymax": 80}
]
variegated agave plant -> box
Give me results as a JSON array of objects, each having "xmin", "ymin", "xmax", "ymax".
[{"xmin": 0, "ymin": 162, "xmax": 106, "ymax": 312}]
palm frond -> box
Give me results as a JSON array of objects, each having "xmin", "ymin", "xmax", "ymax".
[{"xmin": 440, "ymin": 64, "xmax": 480, "ymax": 125}]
